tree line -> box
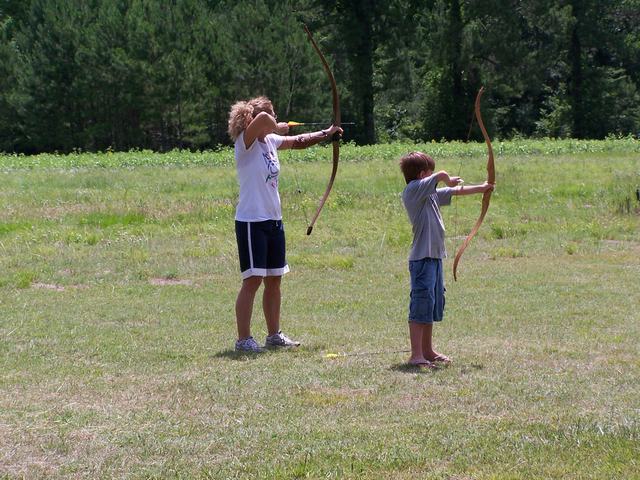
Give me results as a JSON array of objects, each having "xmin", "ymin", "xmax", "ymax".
[{"xmin": 1, "ymin": 0, "xmax": 639, "ymax": 154}]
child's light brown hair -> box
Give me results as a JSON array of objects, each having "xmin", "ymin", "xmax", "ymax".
[
  {"xmin": 227, "ymin": 96, "xmax": 274, "ymax": 140},
  {"xmin": 399, "ymin": 151, "xmax": 435, "ymax": 184}
]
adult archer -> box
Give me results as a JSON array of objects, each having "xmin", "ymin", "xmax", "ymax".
[{"xmin": 227, "ymin": 96, "xmax": 342, "ymax": 352}]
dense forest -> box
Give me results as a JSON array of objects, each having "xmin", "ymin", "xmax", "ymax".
[{"xmin": 1, "ymin": 0, "xmax": 639, "ymax": 153}]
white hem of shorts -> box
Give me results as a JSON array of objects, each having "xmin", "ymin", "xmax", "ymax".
[{"xmin": 241, "ymin": 265, "xmax": 290, "ymax": 279}]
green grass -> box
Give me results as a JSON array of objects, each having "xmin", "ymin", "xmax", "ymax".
[{"xmin": 1, "ymin": 140, "xmax": 639, "ymax": 479}]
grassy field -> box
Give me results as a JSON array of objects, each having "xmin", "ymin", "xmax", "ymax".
[{"xmin": 1, "ymin": 140, "xmax": 639, "ymax": 479}]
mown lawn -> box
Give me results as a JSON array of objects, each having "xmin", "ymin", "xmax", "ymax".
[{"xmin": 1, "ymin": 140, "xmax": 639, "ymax": 479}]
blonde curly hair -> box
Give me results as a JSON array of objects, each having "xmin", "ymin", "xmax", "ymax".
[{"xmin": 227, "ymin": 96, "xmax": 274, "ymax": 140}]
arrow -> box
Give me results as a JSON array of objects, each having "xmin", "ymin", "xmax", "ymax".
[{"xmin": 287, "ymin": 121, "xmax": 355, "ymax": 127}]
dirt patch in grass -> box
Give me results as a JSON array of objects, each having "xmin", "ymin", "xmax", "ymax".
[
  {"xmin": 31, "ymin": 282, "xmax": 89, "ymax": 291},
  {"xmin": 149, "ymin": 277, "xmax": 194, "ymax": 286},
  {"xmin": 32, "ymin": 282, "xmax": 66, "ymax": 291},
  {"xmin": 0, "ymin": 422, "xmax": 65, "ymax": 478}
]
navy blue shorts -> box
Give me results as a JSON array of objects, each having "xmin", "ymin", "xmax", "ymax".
[
  {"xmin": 235, "ymin": 220, "xmax": 290, "ymax": 279},
  {"xmin": 408, "ymin": 257, "xmax": 445, "ymax": 323}
]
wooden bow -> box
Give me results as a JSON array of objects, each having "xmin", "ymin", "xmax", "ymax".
[
  {"xmin": 452, "ymin": 87, "xmax": 495, "ymax": 281},
  {"xmin": 303, "ymin": 24, "xmax": 341, "ymax": 235}
]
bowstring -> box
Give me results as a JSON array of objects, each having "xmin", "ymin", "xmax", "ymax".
[
  {"xmin": 453, "ymin": 101, "xmax": 477, "ymax": 244},
  {"xmin": 288, "ymin": 145, "xmax": 310, "ymax": 230},
  {"xmin": 282, "ymin": 64, "xmax": 311, "ymax": 227},
  {"xmin": 284, "ymin": 6, "xmax": 311, "ymax": 231}
]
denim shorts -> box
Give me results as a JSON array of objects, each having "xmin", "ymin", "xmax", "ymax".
[{"xmin": 408, "ymin": 257, "xmax": 445, "ymax": 324}]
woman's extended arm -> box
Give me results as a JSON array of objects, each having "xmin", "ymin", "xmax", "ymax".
[{"xmin": 278, "ymin": 124, "xmax": 342, "ymax": 150}]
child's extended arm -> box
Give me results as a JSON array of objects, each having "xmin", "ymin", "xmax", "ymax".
[{"xmin": 452, "ymin": 181, "xmax": 494, "ymax": 196}]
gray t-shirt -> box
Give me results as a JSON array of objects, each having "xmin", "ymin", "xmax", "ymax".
[{"xmin": 401, "ymin": 175, "xmax": 454, "ymax": 260}]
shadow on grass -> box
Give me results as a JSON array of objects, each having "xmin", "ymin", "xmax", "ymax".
[
  {"xmin": 389, "ymin": 362, "xmax": 484, "ymax": 374},
  {"xmin": 213, "ymin": 349, "xmax": 264, "ymax": 361},
  {"xmin": 390, "ymin": 362, "xmax": 443, "ymax": 374},
  {"xmin": 213, "ymin": 344, "xmax": 326, "ymax": 361}
]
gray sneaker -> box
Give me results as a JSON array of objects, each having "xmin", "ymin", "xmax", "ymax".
[
  {"xmin": 265, "ymin": 331, "xmax": 300, "ymax": 348},
  {"xmin": 235, "ymin": 336, "xmax": 265, "ymax": 353}
]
